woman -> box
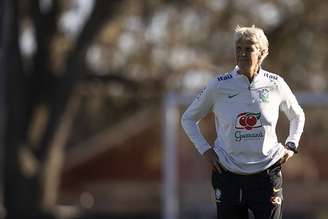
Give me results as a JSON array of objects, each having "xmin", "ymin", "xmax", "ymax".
[{"xmin": 181, "ymin": 25, "xmax": 305, "ymax": 219}]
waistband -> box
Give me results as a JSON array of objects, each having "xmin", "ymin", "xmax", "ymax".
[{"xmin": 218, "ymin": 160, "xmax": 282, "ymax": 176}]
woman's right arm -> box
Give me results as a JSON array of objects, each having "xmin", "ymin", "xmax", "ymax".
[{"xmin": 181, "ymin": 81, "xmax": 214, "ymax": 155}]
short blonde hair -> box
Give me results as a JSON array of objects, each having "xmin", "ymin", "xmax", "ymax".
[{"xmin": 234, "ymin": 25, "xmax": 269, "ymax": 59}]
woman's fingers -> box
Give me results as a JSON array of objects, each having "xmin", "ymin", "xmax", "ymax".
[
  {"xmin": 280, "ymin": 149, "xmax": 294, "ymax": 164},
  {"xmin": 280, "ymin": 156, "xmax": 287, "ymax": 164},
  {"xmin": 212, "ymin": 160, "xmax": 222, "ymax": 173},
  {"xmin": 204, "ymin": 149, "xmax": 222, "ymax": 173}
]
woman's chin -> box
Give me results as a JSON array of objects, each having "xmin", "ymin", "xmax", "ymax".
[{"xmin": 238, "ymin": 64, "xmax": 251, "ymax": 71}]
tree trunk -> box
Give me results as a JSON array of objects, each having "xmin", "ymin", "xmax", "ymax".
[
  {"xmin": 3, "ymin": 0, "xmax": 44, "ymax": 218},
  {"xmin": 2, "ymin": 1, "xmax": 121, "ymax": 218}
]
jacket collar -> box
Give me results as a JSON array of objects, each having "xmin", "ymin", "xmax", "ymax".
[{"xmin": 231, "ymin": 65, "xmax": 264, "ymax": 78}]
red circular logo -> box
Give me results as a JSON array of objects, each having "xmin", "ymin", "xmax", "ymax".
[{"xmin": 238, "ymin": 113, "xmax": 260, "ymax": 130}]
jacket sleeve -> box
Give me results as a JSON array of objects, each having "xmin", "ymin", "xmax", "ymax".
[
  {"xmin": 279, "ymin": 78, "xmax": 305, "ymax": 148},
  {"xmin": 181, "ymin": 80, "xmax": 215, "ymax": 155}
]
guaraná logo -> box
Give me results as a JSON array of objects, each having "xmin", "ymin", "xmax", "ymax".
[{"xmin": 235, "ymin": 112, "xmax": 262, "ymax": 130}]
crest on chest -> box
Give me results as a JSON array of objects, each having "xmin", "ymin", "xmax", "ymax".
[{"xmin": 257, "ymin": 88, "xmax": 270, "ymax": 103}]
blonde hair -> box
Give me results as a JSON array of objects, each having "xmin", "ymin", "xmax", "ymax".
[{"xmin": 234, "ymin": 25, "xmax": 269, "ymax": 63}]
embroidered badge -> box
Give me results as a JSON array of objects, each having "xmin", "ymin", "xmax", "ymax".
[
  {"xmin": 215, "ymin": 189, "xmax": 222, "ymax": 203},
  {"xmin": 258, "ymin": 88, "xmax": 270, "ymax": 103}
]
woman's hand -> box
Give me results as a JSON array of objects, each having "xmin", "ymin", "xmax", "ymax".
[
  {"xmin": 280, "ymin": 148, "xmax": 294, "ymax": 164},
  {"xmin": 203, "ymin": 148, "xmax": 222, "ymax": 173}
]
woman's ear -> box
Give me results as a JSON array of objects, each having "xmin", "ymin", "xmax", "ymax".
[{"xmin": 259, "ymin": 51, "xmax": 268, "ymax": 61}]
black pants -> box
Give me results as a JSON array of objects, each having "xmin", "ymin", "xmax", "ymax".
[{"xmin": 212, "ymin": 162, "xmax": 283, "ymax": 219}]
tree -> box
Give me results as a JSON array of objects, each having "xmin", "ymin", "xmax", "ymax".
[{"xmin": 2, "ymin": 0, "xmax": 121, "ymax": 218}]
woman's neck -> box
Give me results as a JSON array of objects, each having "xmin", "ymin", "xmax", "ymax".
[{"xmin": 238, "ymin": 68, "xmax": 257, "ymax": 82}]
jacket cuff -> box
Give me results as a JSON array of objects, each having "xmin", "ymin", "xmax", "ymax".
[{"xmin": 197, "ymin": 145, "xmax": 211, "ymax": 155}]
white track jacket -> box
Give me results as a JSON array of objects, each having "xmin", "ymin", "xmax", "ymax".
[{"xmin": 181, "ymin": 67, "xmax": 305, "ymax": 174}]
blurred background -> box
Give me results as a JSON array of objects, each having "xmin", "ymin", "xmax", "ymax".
[{"xmin": 1, "ymin": 0, "xmax": 328, "ymax": 219}]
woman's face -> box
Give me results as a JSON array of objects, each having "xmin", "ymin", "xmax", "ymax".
[{"xmin": 235, "ymin": 39, "xmax": 261, "ymax": 73}]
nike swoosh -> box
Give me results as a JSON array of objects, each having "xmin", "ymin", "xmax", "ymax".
[
  {"xmin": 228, "ymin": 93, "xmax": 239, "ymax": 98},
  {"xmin": 273, "ymin": 187, "xmax": 282, "ymax": 192}
]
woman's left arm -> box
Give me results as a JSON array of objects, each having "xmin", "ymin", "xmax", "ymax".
[{"xmin": 279, "ymin": 78, "xmax": 305, "ymax": 151}]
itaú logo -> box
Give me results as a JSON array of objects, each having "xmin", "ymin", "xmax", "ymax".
[{"xmin": 235, "ymin": 112, "xmax": 262, "ymax": 130}]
